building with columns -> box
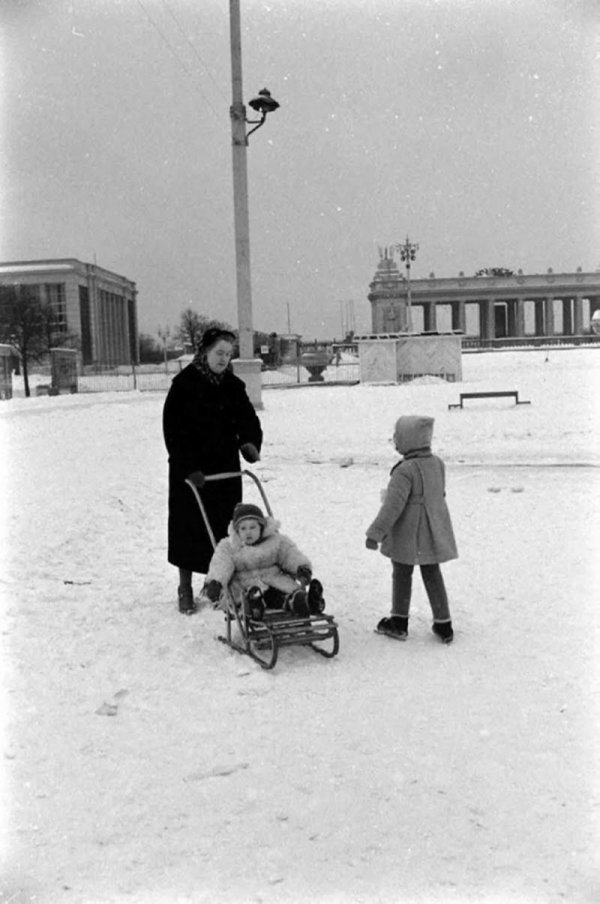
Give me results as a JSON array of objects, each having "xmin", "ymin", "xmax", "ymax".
[
  {"xmin": 0, "ymin": 259, "xmax": 139, "ymax": 366},
  {"xmin": 368, "ymin": 249, "xmax": 600, "ymax": 342}
]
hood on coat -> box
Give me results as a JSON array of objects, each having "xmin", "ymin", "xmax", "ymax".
[
  {"xmin": 394, "ymin": 415, "xmax": 434, "ymax": 454},
  {"xmin": 227, "ymin": 515, "xmax": 281, "ymax": 549}
]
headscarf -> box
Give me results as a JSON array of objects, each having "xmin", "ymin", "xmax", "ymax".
[{"xmin": 192, "ymin": 327, "xmax": 236, "ymax": 383}]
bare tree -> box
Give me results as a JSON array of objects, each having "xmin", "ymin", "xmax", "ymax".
[
  {"xmin": 0, "ymin": 285, "xmax": 48, "ymax": 397},
  {"xmin": 175, "ymin": 308, "xmax": 235, "ymax": 352}
]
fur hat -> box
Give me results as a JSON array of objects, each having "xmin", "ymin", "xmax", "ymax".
[{"xmin": 232, "ymin": 502, "xmax": 266, "ymax": 531}]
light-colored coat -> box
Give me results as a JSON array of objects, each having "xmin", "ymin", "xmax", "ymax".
[
  {"xmin": 366, "ymin": 451, "xmax": 458, "ymax": 565},
  {"xmin": 206, "ymin": 517, "xmax": 311, "ymax": 602}
]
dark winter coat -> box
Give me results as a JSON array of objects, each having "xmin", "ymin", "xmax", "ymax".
[
  {"xmin": 366, "ymin": 450, "xmax": 458, "ymax": 566},
  {"xmin": 163, "ymin": 364, "xmax": 263, "ymax": 573}
]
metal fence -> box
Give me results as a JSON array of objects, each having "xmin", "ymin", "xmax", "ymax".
[{"xmin": 74, "ymin": 358, "xmax": 361, "ymax": 394}]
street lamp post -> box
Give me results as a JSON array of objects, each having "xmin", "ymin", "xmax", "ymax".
[
  {"xmin": 157, "ymin": 325, "xmax": 170, "ymax": 375},
  {"xmin": 394, "ymin": 236, "xmax": 419, "ymax": 332},
  {"xmin": 229, "ymin": 0, "xmax": 279, "ymax": 409}
]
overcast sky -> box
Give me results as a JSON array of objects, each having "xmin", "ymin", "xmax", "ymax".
[{"xmin": 1, "ymin": 0, "xmax": 599, "ymax": 340}]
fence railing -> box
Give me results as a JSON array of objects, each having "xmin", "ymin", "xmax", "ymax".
[{"xmin": 73, "ymin": 358, "xmax": 361, "ymax": 394}]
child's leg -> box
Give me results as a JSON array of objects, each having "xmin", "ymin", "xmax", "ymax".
[
  {"xmin": 392, "ymin": 562, "xmax": 414, "ymax": 618},
  {"xmin": 374, "ymin": 561, "xmax": 412, "ymax": 637},
  {"xmin": 263, "ymin": 587, "xmax": 286, "ymax": 609},
  {"xmin": 420, "ymin": 565, "xmax": 454, "ymax": 642},
  {"xmin": 420, "ymin": 564, "xmax": 451, "ymax": 622}
]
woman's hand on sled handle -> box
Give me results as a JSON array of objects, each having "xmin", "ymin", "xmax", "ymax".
[
  {"xmin": 365, "ymin": 538, "xmax": 379, "ymax": 551},
  {"xmin": 187, "ymin": 470, "xmax": 206, "ymax": 488},
  {"xmin": 240, "ymin": 443, "xmax": 260, "ymax": 463}
]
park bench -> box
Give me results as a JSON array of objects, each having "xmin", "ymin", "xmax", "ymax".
[{"xmin": 448, "ymin": 390, "xmax": 531, "ymax": 410}]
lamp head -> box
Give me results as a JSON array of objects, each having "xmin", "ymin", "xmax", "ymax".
[{"xmin": 248, "ymin": 88, "xmax": 280, "ymax": 115}]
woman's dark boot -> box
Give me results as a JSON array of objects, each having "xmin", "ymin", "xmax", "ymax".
[{"xmin": 178, "ymin": 569, "xmax": 197, "ymax": 615}]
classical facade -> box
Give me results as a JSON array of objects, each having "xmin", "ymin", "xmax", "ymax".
[
  {"xmin": 368, "ymin": 249, "xmax": 600, "ymax": 341},
  {"xmin": 0, "ymin": 258, "xmax": 139, "ymax": 366}
]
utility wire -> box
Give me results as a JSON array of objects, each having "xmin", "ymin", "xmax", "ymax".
[
  {"xmin": 161, "ymin": 0, "xmax": 229, "ymax": 103},
  {"xmin": 135, "ymin": 0, "xmax": 221, "ymax": 120}
]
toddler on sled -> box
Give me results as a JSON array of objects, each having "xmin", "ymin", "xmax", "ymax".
[{"xmin": 203, "ymin": 503, "xmax": 326, "ymax": 620}]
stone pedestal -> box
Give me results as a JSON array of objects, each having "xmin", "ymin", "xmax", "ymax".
[
  {"xmin": 357, "ymin": 333, "xmax": 462, "ymax": 383},
  {"xmin": 232, "ymin": 357, "xmax": 263, "ymax": 409}
]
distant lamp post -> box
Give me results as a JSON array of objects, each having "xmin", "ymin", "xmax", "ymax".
[
  {"xmin": 394, "ymin": 236, "xmax": 419, "ymax": 332},
  {"xmin": 157, "ymin": 325, "xmax": 170, "ymax": 375},
  {"xmin": 229, "ymin": 0, "xmax": 280, "ymax": 408}
]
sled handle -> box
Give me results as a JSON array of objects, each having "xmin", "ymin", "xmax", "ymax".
[
  {"xmin": 200, "ymin": 470, "xmax": 273, "ymax": 517},
  {"xmin": 185, "ymin": 469, "xmax": 273, "ymax": 551}
]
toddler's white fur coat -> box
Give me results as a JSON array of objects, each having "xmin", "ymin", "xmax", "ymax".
[{"xmin": 206, "ymin": 517, "xmax": 311, "ymax": 602}]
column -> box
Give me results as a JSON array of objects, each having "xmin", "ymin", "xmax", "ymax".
[
  {"xmin": 562, "ymin": 298, "xmax": 573, "ymax": 335},
  {"xmin": 507, "ymin": 300, "xmax": 517, "ymax": 337},
  {"xmin": 479, "ymin": 299, "xmax": 494, "ymax": 340},
  {"xmin": 514, "ymin": 297, "xmax": 525, "ymax": 337},
  {"xmin": 451, "ymin": 300, "xmax": 466, "ymax": 332},
  {"xmin": 534, "ymin": 300, "xmax": 545, "ymax": 336},
  {"xmin": 543, "ymin": 297, "xmax": 554, "ymax": 336},
  {"xmin": 573, "ymin": 295, "xmax": 584, "ymax": 335},
  {"xmin": 424, "ymin": 301, "xmax": 437, "ymax": 331}
]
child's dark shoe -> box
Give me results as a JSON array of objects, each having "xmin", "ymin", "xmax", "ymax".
[
  {"xmin": 245, "ymin": 586, "xmax": 265, "ymax": 621},
  {"xmin": 307, "ymin": 578, "xmax": 325, "ymax": 614},
  {"xmin": 375, "ymin": 615, "xmax": 408, "ymax": 640},
  {"xmin": 178, "ymin": 586, "xmax": 197, "ymax": 615},
  {"xmin": 432, "ymin": 621, "xmax": 454, "ymax": 644},
  {"xmin": 286, "ymin": 588, "xmax": 310, "ymax": 618}
]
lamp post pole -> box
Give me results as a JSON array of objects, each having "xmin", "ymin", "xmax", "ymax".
[
  {"xmin": 395, "ymin": 236, "xmax": 419, "ymax": 332},
  {"xmin": 229, "ymin": 0, "xmax": 262, "ymax": 407}
]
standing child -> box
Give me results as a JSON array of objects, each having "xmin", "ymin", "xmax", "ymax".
[
  {"xmin": 203, "ymin": 503, "xmax": 325, "ymax": 619},
  {"xmin": 365, "ymin": 415, "xmax": 457, "ymax": 643}
]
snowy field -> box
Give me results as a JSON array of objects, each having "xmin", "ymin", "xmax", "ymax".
[{"xmin": 1, "ymin": 347, "xmax": 599, "ymax": 904}]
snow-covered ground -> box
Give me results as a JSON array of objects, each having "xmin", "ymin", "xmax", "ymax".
[{"xmin": 1, "ymin": 348, "xmax": 599, "ymax": 904}]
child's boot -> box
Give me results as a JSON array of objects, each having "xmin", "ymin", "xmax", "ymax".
[
  {"xmin": 376, "ymin": 615, "xmax": 408, "ymax": 640},
  {"xmin": 307, "ymin": 578, "xmax": 326, "ymax": 615},
  {"xmin": 432, "ymin": 620, "xmax": 454, "ymax": 644},
  {"xmin": 286, "ymin": 588, "xmax": 310, "ymax": 618},
  {"xmin": 245, "ymin": 586, "xmax": 265, "ymax": 621}
]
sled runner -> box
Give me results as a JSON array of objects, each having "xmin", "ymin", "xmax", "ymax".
[{"xmin": 185, "ymin": 470, "xmax": 340, "ymax": 670}]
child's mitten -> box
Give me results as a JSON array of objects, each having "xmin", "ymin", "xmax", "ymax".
[
  {"xmin": 296, "ymin": 565, "xmax": 312, "ymax": 586},
  {"xmin": 204, "ymin": 580, "xmax": 223, "ymax": 602}
]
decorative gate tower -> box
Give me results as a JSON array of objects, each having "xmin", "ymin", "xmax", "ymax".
[{"xmin": 367, "ymin": 247, "xmax": 407, "ymax": 333}]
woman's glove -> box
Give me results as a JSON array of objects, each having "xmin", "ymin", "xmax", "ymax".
[
  {"xmin": 365, "ymin": 538, "xmax": 379, "ymax": 550},
  {"xmin": 187, "ymin": 470, "xmax": 205, "ymax": 488},
  {"xmin": 204, "ymin": 580, "xmax": 222, "ymax": 602},
  {"xmin": 240, "ymin": 443, "xmax": 260, "ymax": 463},
  {"xmin": 296, "ymin": 565, "xmax": 312, "ymax": 586}
]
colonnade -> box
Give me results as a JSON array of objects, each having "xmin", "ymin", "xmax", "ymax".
[{"xmin": 414, "ymin": 294, "xmax": 599, "ymax": 339}]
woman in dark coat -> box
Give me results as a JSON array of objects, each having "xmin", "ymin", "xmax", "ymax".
[{"xmin": 163, "ymin": 328, "xmax": 263, "ymax": 614}]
